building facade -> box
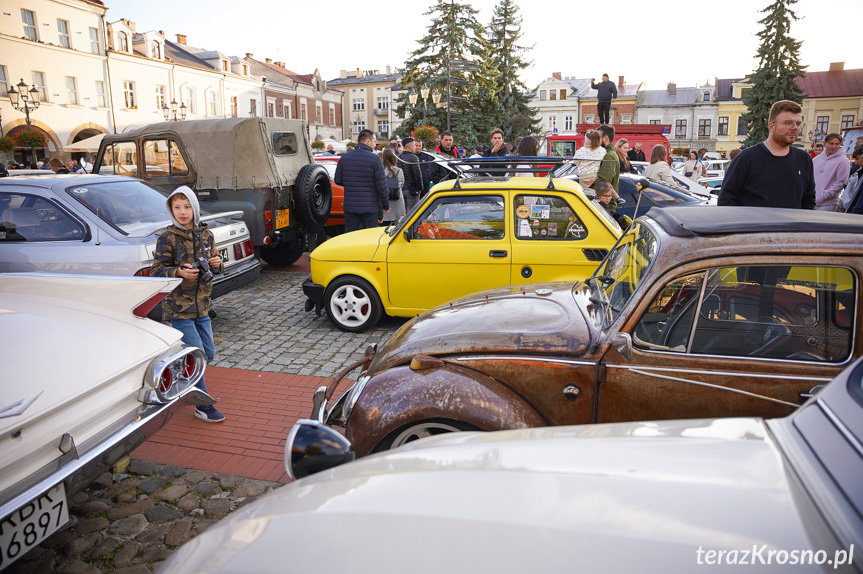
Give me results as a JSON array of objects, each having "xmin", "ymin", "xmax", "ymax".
[
  {"xmin": 530, "ymin": 73, "xmax": 581, "ymax": 135},
  {"xmin": 578, "ymin": 76, "xmax": 642, "ymax": 126},
  {"xmin": 636, "ymin": 83, "xmax": 717, "ymax": 155},
  {"xmin": 1, "ymin": 0, "xmax": 111, "ymax": 163},
  {"xmin": 798, "ymin": 62, "xmax": 863, "ymax": 147},
  {"xmin": 327, "ymin": 67, "xmax": 404, "ymax": 142}
]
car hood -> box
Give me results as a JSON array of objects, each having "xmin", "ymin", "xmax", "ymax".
[
  {"xmin": 0, "ymin": 274, "xmax": 182, "ymax": 436},
  {"xmin": 309, "ymin": 227, "xmax": 388, "ymax": 262},
  {"xmin": 159, "ymin": 418, "xmax": 829, "ymax": 574},
  {"xmin": 368, "ymin": 281, "xmax": 595, "ymax": 372}
]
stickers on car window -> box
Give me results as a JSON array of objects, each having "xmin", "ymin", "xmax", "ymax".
[
  {"xmin": 515, "ymin": 205, "xmax": 530, "ymax": 219},
  {"xmin": 530, "ymin": 205, "xmax": 550, "ymax": 219},
  {"xmin": 70, "ymin": 188, "xmax": 89, "ymax": 194}
]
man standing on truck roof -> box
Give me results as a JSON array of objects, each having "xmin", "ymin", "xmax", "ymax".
[
  {"xmin": 591, "ymin": 74, "xmax": 617, "ymax": 125},
  {"xmin": 718, "ymin": 100, "xmax": 815, "ymax": 209},
  {"xmin": 334, "ymin": 129, "xmax": 390, "ymax": 232},
  {"xmin": 594, "ymin": 124, "xmax": 621, "ymax": 212}
]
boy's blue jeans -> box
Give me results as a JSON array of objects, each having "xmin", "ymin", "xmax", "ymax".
[{"xmin": 171, "ymin": 316, "xmax": 215, "ymax": 394}]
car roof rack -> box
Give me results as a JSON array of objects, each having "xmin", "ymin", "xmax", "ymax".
[{"xmin": 433, "ymin": 157, "xmax": 573, "ymax": 190}]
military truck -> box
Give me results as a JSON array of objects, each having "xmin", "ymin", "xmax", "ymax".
[{"xmin": 93, "ymin": 118, "xmax": 332, "ymax": 266}]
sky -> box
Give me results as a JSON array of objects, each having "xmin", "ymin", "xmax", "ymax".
[{"xmin": 105, "ymin": 0, "xmax": 861, "ymax": 91}]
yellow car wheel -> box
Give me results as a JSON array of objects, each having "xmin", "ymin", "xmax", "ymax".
[{"xmin": 324, "ymin": 276, "xmax": 383, "ymax": 333}]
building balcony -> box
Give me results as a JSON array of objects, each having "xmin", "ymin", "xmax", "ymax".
[{"xmin": 373, "ymin": 107, "xmax": 389, "ymax": 115}]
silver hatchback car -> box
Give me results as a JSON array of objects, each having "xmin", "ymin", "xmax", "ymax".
[{"xmin": 0, "ymin": 174, "xmax": 261, "ymax": 313}]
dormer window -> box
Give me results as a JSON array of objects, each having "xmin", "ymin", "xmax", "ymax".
[
  {"xmin": 703, "ymin": 91, "xmax": 711, "ymax": 101},
  {"xmin": 243, "ymin": 64, "xmax": 249, "ymax": 76},
  {"xmin": 222, "ymin": 60, "xmax": 228, "ymax": 72},
  {"xmin": 151, "ymin": 40, "xmax": 161, "ymax": 59},
  {"xmin": 117, "ymin": 31, "xmax": 128, "ymax": 52}
]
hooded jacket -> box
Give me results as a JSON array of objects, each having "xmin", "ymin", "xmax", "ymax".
[
  {"xmin": 813, "ymin": 149, "xmax": 851, "ymax": 208},
  {"xmin": 151, "ymin": 186, "xmax": 223, "ymax": 319}
]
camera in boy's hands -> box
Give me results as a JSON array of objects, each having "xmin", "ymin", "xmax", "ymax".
[{"xmin": 192, "ymin": 256, "xmax": 214, "ymax": 281}]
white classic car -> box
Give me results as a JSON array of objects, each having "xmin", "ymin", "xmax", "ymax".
[
  {"xmin": 0, "ymin": 273, "xmax": 214, "ymax": 569},
  {"xmin": 160, "ymin": 357, "xmax": 863, "ymax": 573}
]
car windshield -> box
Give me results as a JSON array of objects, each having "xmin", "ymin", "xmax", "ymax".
[
  {"xmin": 65, "ymin": 179, "xmax": 172, "ymax": 235},
  {"xmin": 590, "ymin": 222, "xmax": 658, "ymax": 327}
]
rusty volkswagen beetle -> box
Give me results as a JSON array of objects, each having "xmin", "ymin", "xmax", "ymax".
[{"xmin": 311, "ymin": 206, "xmax": 863, "ymax": 456}]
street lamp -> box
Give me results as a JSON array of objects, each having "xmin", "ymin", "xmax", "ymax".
[
  {"xmin": 7, "ymin": 79, "xmax": 41, "ymax": 126},
  {"xmin": 162, "ymin": 99, "xmax": 186, "ymax": 121},
  {"xmin": 409, "ymin": 86, "xmax": 439, "ymax": 120}
]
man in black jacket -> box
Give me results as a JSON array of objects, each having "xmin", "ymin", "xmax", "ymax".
[
  {"xmin": 334, "ymin": 129, "xmax": 389, "ymax": 232},
  {"xmin": 627, "ymin": 142, "xmax": 646, "ymax": 162},
  {"xmin": 591, "ymin": 74, "xmax": 618, "ymax": 125},
  {"xmin": 399, "ymin": 137, "xmax": 424, "ymax": 210}
]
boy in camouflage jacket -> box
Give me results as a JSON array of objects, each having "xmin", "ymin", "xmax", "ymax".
[{"xmin": 152, "ymin": 186, "xmax": 226, "ymax": 423}]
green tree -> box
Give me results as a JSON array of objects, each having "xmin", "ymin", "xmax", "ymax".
[
  {"xmin": 452, "ymin": 34, "xmax": 503, "ymax": 150},
  {"xmin": 741, "ymin": 0, "xmax": 806, "ymax": 146},
  {"xmin": 395, "ymin": 0, "xmax": 485, "ymax": 139},
  {"xmin": 485, "ymin": 0, "xmax": 540, "ymax": 142}
]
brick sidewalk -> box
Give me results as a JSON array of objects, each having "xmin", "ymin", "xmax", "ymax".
[{"xmin": 131, "ymin": 365, "xmax": 350, "ymax": 484}]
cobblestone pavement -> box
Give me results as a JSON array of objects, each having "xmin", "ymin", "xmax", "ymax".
[
  {"xmin": 7, "ymin": 461, "xmax": 281, "ymax": 574},
  {"xmin": 209, "ymin": 268, "xmax": 407, "ymax": 377}
]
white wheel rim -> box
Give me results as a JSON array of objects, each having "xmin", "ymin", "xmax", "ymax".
[
  {"xmin": 330, "ymin": 284, "xmax": 372, "ymax": 327},
  {"xmin": 390, "ymin": 422, "xmax": 462, "ymax": 448}
]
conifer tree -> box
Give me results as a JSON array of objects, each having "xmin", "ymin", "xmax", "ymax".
[
  {"xmin": 741, "ymin": 0, "xmax": 806, "ymax": 146},
  {"xmin": 395, "ymin": 0, "xmax": 485, "ymax": 138},
  {"xmin": 485, "ymin": 0, "xmax": 539, "ymax": 142}
]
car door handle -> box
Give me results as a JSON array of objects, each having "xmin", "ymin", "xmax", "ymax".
[{"xmin": 489, "ymin": 250, "xmax": 508, "ymax": 258}]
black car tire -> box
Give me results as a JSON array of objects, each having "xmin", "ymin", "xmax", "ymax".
[
  {"xmin": 260, "ymin": 239, "xmax": 305, "ymax": 267},
  {"xmin": 324, "ymin": 275, "xmax": 383, "ymax": 333},
  {"xmin": 373, "ymin": 419, "xmax": 481, "ymax": 452},
  {"xmin": 295, "ymin": 164, "xmax": 332, "ymax": 227}
]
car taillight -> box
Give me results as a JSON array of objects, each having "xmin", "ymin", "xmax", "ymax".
[
  {"xmin": 182, "ymin": 354, "xmax": 196, "ymax": 378},
  {"xmin": 264, "ymin": 211, "xmax": 274, "ymax": 233},
  {"xmin": 234, "ymin": 239, "xmax": 254, "ymax": 259},
  {"xmin": 135, "ymin": 267, "xmax": 151, "ymax": 277},
  {"xmin": 133, "ymin": 292, "xmax": 169, "ymax": 318},
  {"xmin": 158, "ymin": 369, "xmax": 173, "ymax": 393}
]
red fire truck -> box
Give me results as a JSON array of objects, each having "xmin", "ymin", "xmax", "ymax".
[{"xmin": 538, "ymin": 123, "xmax": 671, "ymax": 160}]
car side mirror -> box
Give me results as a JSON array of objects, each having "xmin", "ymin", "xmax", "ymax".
[
  {"xmin": 612, "ymin": 332, "xmax": 633, "ymax": 361},
  {"xmin": 285, "ymin": 419, "xmax": 355, "ymax": 480},
  {"xmin": 403, "ymin": 229, "xmax": 411, "ymax": 243}
]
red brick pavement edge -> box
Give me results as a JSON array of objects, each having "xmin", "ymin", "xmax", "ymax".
[{"xmin": 131, "ymin": 366, "xmax": 350, "ymax": 484}]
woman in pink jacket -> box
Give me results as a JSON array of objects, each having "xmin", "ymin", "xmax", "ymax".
[{"xmin": 813, "ymin": 133, "xmax": 850, "ymax": 211}]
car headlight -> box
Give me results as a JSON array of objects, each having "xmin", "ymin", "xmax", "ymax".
[{"xmin": 325, "ymin": 374, "xmax": 369, "ymax": 426}]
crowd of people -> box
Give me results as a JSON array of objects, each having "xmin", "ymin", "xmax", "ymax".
[{"xmin": 1, "ymin": 155, "xmax": 94, "ymax": 176}]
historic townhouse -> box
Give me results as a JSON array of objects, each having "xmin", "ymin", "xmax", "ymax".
[
  {"xmin": 578, "ymin": 76, "xmax": 643, "ymax": 126},
  {"xmin": 0, "ymin": 0, "xmax": 111, "ymax": 163},
  {"xmin": 244, "ymin": 56, "xmax": 344, "ymax": 141},
  {"xmin": 530, "ymin": 73, "xmax": 583, "ymax": 135},
  {"xmin": 327, "ymin": 67, "xmax": 404, "ymax": 141},
  {"xmin": 714, "ymin": 78, "xmax": 752, "ymax": 156},
  {"xmin": 797, "ymin": 62, "xmax": 863, "ymax": 148},
  {"xmin": 636, "ymin": 82, "xmax": 718, "ymax": 154}
]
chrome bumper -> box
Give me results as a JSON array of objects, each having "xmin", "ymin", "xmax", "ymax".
[{"xmin": 0, "ymin": 386, "xmax": 213, "ymax": 522}]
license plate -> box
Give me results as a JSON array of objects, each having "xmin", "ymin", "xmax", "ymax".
[
  {"xmin": 218, "ymin": 247, "xmax": 229, "ymax": 262},
  {"xmin": 0, "ymin": 484, "xmax": 69, "ymax": 568},
  {"xmin": 276, "ymin": 209, "xmax": 290, "ymax": 229}
]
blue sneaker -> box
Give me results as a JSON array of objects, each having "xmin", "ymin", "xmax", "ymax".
[{"xmin": 195, "ymin": 405, "xmax": 225, "ymax": 423}]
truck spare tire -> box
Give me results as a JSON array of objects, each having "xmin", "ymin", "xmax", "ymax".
[{"xmin": 295, "ymin": 164, "xmax": 332, "ymax": 227}]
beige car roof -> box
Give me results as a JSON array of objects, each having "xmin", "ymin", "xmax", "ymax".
[{"xmin": 109, "ymin": 118, "xmax": 311, "ymax": 190}]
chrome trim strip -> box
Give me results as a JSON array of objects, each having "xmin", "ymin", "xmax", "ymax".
[
  {"xmin": 628, "ymin": 368, "xmax": 799, "ymax": 408},
  {"xmin": 609, "ymin": 363, "xmax": 833, "ymax": 382},
  {"xmin": 0, "ymin": 386, "xmax": 211, "ymax": 521},
  {"xmin": 453, "ymin": 356, "xmax": 594, "ymax": 367},
  {"xmin": 816, "ymin": 399, "xmax": 863, "ymax": 456}
]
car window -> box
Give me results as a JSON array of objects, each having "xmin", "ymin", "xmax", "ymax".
[
  {"xmin": 514, "ymin": 194, "xmax": 588, "ymax": 240},
  {"xmin": 273, "ymin": 132, "xmax": 298, "ymax": 156},
  {"xmin": 66, "ymin": 180, "xmax": 172, "ymax": 235},
  {"xmin": 98, "ymin": 141, "xmax": 137, "ymax": 177},
  {"xmin": 412, "ymin": 195, "xmax": 505, "ymax": 240},
  {"xmin": 549, "ymin": 141, "xmax": 576, "ymax": 157},
  {"xmin": 595, "ymin": 222, "xmax": 658, "ymax": 326},
  {"xmin": 634, "ymin": 265, "xmax": 855, "ymax": 362},
  {"xmin": 143, "ymin": 139, "xmax": 188, "ymax": 176},
  {"xmin": 0, "ymin": 192, "xmax": 86, "ymax": 242}
]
